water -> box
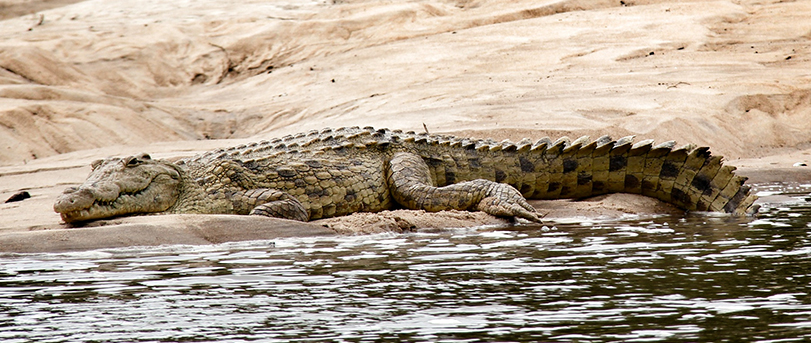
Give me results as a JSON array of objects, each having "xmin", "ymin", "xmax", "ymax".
[{"xmin": 2, "ymin": 184, "xmax": 810, "ymax": 342}]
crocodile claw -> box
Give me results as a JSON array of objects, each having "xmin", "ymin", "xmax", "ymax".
[{"xmin": 477, "ymin": 183, "xmax": 543, "ymax": 223}]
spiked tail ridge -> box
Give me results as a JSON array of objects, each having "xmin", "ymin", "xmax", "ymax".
[{"xmin": 516, "ymin": 135, "xmax": 757, "ymax": 215}]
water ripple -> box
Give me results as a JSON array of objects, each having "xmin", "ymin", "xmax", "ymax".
[{"xmin": 1, "ymin": 190, "xmax": 811, "ymax": 342}]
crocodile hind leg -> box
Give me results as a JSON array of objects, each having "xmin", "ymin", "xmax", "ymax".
[
  {"xmin": 232, "ymin": 188, "xmax": 310, "ymax": 221},
  {"xmin": 387, "ymin": 152, "xmax": 541, "ymax": 222}
]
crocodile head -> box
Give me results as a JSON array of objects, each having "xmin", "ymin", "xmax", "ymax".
[{"xmin": 54, "ymin": 154, "xmax": 182, "ymax": 223}]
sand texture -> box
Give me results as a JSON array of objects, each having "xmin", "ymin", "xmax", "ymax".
[{"xmin": 1, "ymin": 0, "xmax": 811, "ymax": 252}]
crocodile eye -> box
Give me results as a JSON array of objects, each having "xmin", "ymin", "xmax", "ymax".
[{"xmin": 124, "ymin": 157, "xmax": 143, "ymax": 167}]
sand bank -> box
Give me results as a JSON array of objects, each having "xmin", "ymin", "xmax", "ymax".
[{"xmin": 1, "ymin": 0, "xmax": 810, "ymax": 252}]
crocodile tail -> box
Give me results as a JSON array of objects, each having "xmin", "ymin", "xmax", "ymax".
[
  {"xmin": 392, "ymin": 128, "xmax": 755, "ymax": 215},
  {"xmin": 515, "ymin": 135, "xmax": 757, "ymax": 215}
]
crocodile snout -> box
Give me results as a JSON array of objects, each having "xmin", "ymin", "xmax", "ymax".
[{"xmin": 53, "ymin": 186, "xmax": 96, "ymax": 213}]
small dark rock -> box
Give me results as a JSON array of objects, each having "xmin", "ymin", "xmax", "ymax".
[{"xmin": 5, "ymin": 191, "xmax": 30, "ymax": 203}]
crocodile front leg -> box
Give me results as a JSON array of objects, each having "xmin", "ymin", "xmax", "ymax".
[
  {"xmin": 232, "ymin": 188, "xmax": 309, "ymax": 221},
  {"xmin": 387, "ymin": 152, "xmax": 541, "ymax": 222}
]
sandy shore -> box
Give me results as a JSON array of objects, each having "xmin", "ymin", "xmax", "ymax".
[{"xmin": 2, "ymin": 0, "xmax": 810, "ymax": 252}]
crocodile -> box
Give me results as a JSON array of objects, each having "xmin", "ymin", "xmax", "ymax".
[{"xmin": 54, "ymin": 126, "xmax": 758, "ymax": 224}]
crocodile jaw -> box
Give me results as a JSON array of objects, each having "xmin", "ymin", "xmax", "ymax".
[{"xmin": 53, "ymin": 155, "xmax": 181, "ymax": 223}]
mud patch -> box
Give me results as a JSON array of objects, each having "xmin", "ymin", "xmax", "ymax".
[
  {"xmin": 315, "ymin": 209, "xmax": 509, "ymax": 235},
  {"xmin": 0, "ymin": 214, "xmax": 336, "ymax": 253}
]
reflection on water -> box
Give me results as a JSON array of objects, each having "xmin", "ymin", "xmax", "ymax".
[{"xmin": 2, "ymin": 184, "xmax": 811, "ymax": 342}]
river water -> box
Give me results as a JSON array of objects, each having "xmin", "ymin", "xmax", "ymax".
[{"xmin": 2, "ymin": 184, "xmax": 810, "ymax": 342}]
